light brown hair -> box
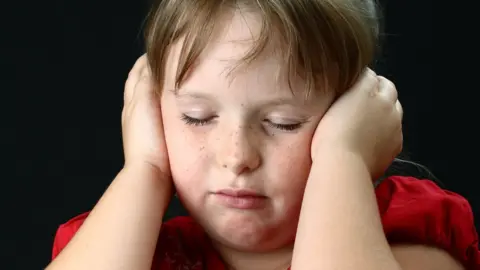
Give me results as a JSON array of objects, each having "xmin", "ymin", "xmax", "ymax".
[{"xmin": 144, "ymin": 0, "xmax": 381, "ymax": 97}]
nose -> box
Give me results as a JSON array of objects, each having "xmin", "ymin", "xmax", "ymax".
[{"xmin": 215, "ymin": 125, "xmax": 261, "ymax": 175}]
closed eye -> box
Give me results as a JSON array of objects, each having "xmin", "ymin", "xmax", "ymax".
[
  {"xmin": 264, "ymin": 120, "xmax": 303, "ymax": 131},
  {"xmin": 181, "ymin": 114, "xmax": 216, "ymax": 126},
  {"xmin": 181, "ymin": 114, "xmax": 304, "ymax": 131}
]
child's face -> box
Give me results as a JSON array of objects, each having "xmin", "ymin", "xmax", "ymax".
[{"xmin": 160, "ymin": 12, "xmax": 334, "ymax": 252}]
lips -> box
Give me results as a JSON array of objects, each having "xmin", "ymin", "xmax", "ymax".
[
  {"xmin": 213, "ymin": 189, "xmax": 267, "ymax": 209},
  {"xmin": 216, "ymin": 189, "xmax": 264, "ymax": 197}
]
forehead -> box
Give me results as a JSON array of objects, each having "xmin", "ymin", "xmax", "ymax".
[
  {"xmin": 163, "ymin": 11, "xmax": 327, "ymax": 104},
  {"xmin": 194, "ymin": 11, "xmax": 277, "ymax": 76}
]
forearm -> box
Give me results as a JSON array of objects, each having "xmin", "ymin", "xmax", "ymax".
[
  {"xmin": 47, "ymin": 165, "xmax": 172, "ymax": 270},
  {"xmin": 292, "ymin": 148, "xmax": 401, "ymax": 270}
]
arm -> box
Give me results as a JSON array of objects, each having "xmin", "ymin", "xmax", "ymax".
[
  {"xmin": 291, "ymin": 149, "xmax": 467, "ymax": 270},
  {"xmin": 290, "ymin": 71, "xmax": 474, "ymax": 269},
  {"xmin": 291, "ymin": 148, "xmax": 401, "ymax": 270},
  {"xmin": 46, "ymin": 165, "xmax": 172, "ymax": 270},
  {"xmin": 47, "ymin": 55, "xmax": 172, "ymax": 270}
]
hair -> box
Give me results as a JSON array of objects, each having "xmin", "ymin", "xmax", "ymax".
[
  {"xmin": 144, "ymin": 0, "xmax": 381, "ymax": 98},
  {"xmin": 143, "ymin": 0, "xmax": 440, "ymax": 188}
]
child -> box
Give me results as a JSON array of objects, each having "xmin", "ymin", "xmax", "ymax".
[{"xmin": 47, "ymin": 0, "xmax": 479, "ymax": 269}]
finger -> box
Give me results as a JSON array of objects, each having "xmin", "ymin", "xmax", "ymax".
[
  {"xmin": 132, "ymin": 70, "xmax": 155, "ymax": 102},
  {"xmin": 140, "ymin": 63, "xmax": 152, "ymax": 79},
  {"xmin": 122, "ymin": 73, "xmax": 154, "ymax": 124},
  {"xmin": 128, "ymin": 54, "xmax": 148, "ymax": 79},
  {"xmin": 377, "ymin": 76, "xmax": 398, "ymax": 102},
  {"xmin": 395, "ymin": 99, "xmax": 403, "ymax": 118},
  {"xmin": 364, "ymin": 68, "xmax": 377, "ymax": 78},
  {"xmin": 349, "ymin": 68, "xmax": 378, "ymax": 95},
  {"xmin": 124, "ymin": 54, "xmax": 148, "ymax": 103},
  {"xmin": 396, "ymin": 134, "xmax": 404, "ymax": 156}
]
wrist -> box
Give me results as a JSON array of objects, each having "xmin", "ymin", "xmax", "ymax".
[
  {"xmin": 311, "ymin": 145, "xmax": 370, "ymax": 179},
  {"xmin": 124, "ymin": 161, "xmax": 170, "ymax": 178},
  {"xmin": 313, "ymin": 143, "xmax": 364, "ymax": 164},
  {"xmin": 121, "ymin": 162, "xmax": 173, "ymax": 198}
]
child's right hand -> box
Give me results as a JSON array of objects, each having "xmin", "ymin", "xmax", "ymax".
[{"xmin": 121, "ymin": 54, "xmax": 171, "ymax": 177}]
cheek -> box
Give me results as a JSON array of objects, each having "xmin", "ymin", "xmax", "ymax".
[
  {"xmin": 265, "ymin": 133, "xmax": 313, "ymax": 195},
  {"xmin": 161, "ymin": 95, "xmax": 208, "ymax": 192}
]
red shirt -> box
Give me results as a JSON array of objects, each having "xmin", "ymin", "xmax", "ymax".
[{"xmin": 51, "ymin": 176, "xmax": 480, "ymax": 269}]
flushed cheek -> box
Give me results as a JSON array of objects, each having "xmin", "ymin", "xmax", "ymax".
[
  {"xmin": 161, "ymin": 116, "xmax": 210, "ymax": 197},
  {"xmin": 167, "ymin": 132, "xmax": 210, "ymax": 213},
  {"xmin": 167, "ymin": 130, "xmax": 209, "ymax": 188},
  {"xmin": 265, "ymin": 137, "xmax": 312, "ymax": 201}
]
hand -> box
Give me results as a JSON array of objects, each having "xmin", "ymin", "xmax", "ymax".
[
  {"xmin": 311, "ymin": 69, "xmax": 403, "ymax": 180},
  {"xmin": 122, "ymin": 54, "xmax": 171, "ymax": 177}
]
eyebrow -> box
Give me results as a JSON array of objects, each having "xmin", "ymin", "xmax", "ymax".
[{"xmin": 172, "ymin": 90, "xmax": 213, "ymax": 100}]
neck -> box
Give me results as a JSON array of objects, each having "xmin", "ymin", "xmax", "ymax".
[{"xmin": 213, "ymin": 242, "xmax": 293, "ymax": 270}]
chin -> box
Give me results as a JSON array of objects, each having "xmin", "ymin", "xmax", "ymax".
[
  {"xmin": 215, "ymin": 226, "xmax": 295, "ymax": 253},
  {"xmin": 200, "ymin": 211, "xmax": 296, "ymax": 252}
]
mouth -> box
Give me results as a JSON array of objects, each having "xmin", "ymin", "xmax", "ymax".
[{"xmin": 213, "ymin": 189, "xmax": 267, "ymax": 209}]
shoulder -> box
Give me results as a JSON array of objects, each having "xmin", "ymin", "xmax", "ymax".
[
  {"xmin": 376, "ymin": 176, "xmax": 480, "ymax": 269},
  {"xmin": 52, "ymin": 214, "xmax": 219, "ymax": 269}
]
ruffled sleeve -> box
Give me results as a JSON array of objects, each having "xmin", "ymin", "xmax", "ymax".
[
  {"xmin": 376, "ymin": 176, "xmax": 479, "ymax": 269},
  {"xmin": 51, "ymin": 212, "xmax": 90, "ymax": 260}
]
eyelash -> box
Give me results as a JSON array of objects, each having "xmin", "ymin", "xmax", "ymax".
[
  {"xmin": 268, "ymin": 122, "xmax": 302, "ymax": 131},
  {"xmin": 181, "ymin": 114, "xmax": 214, "ymax": 126},
  {"xmin": 180, "ymin": 114, "xmax": 303, "ymax": 131}
]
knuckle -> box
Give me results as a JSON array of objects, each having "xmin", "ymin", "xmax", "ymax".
[
  {"xmin": 365, "ymin": 68, "xmax": 377, "ymax": 78},
  {"xmin": 378, "ymin": 77, "xmax": 398, "ymax": 101},
  {"xmin": 384, "ymin": 79, "xmax": 397, "ymax": 93},
  {"xmin": 386, "ymin": 81, "xmax": 396, "ymax": 94}
]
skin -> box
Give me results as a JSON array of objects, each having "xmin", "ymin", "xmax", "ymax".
[
  {"xmin": 46, "ymin": 11, "xmax": 465, "ymax": 270},
  {"xmin": 161, "ymin": 13, "xmax": 333, "ymax": 268}
]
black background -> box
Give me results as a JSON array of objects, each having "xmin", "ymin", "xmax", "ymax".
[{"xmin": 5, "ymin": 0, "xmax": 477, "ymax": 269}]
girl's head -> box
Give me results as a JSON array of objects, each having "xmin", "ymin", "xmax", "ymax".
[{"xmin": 145, "ymin": 0, "xmax": 379, "ymax": 252}]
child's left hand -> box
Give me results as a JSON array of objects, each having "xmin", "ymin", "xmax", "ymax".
[{"xmin": 311, "ymin": 69, "xmax": 403, "ymax": 180}]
